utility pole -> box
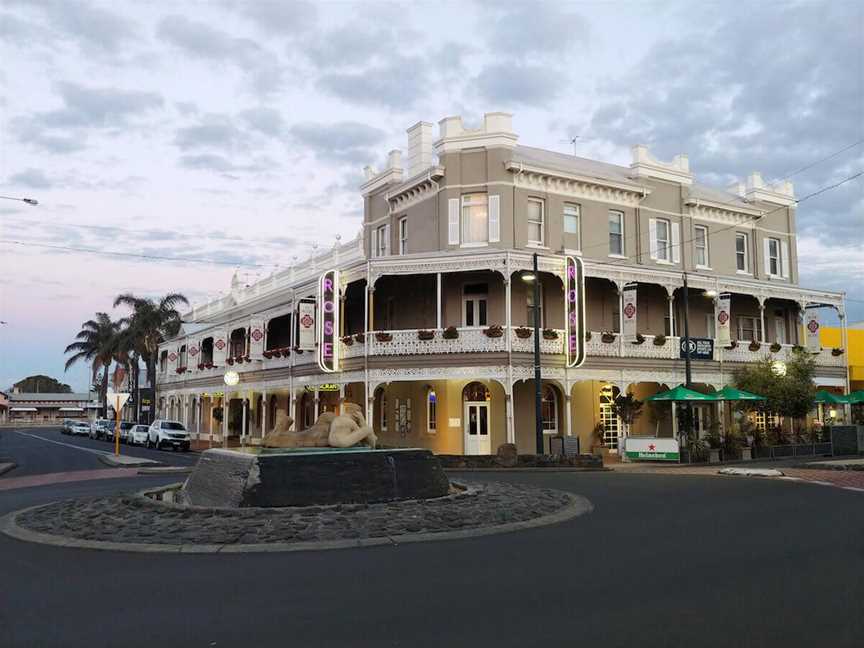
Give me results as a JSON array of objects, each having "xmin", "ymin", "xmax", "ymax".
[
  {"xmin": 532, "ymin": 253, "xmax": 544, "ymax": 455},
  {"xmin": 682, "ymin": 272, "xmax": 693, "ymax": 442}
]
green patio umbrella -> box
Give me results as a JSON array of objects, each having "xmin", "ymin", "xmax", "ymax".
[
  {"xmin": 845, "ymin": 390, "xmax": 864, "ymax": 404},
  {"xmin": 646, "ymin": 385, "xmax": 716, "ymax": 402},
  {"xmin": 813, "ymin": 389, "xmax": 849, "ymax": 404},
  {"xmin": 710, "ymin": 386, "xmax": 766, "ymax": 401}
]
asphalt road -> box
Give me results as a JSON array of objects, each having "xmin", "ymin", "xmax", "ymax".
[
  {"xmin": 0, "ymin": 426, "xmax": 198, "ymax": 476},
  {"xmin": 1, "ymin": 461, "xmax": 861, "ymax": 648}
]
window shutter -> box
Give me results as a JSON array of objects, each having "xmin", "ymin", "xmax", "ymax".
[
  {"xmin": 763, "ymin": 238, "xmax": 771, "ymax": 275},
  {"xmin": 648, "ymin": 218, "xmax": 658, "ymax": 260},
  {"xmin": 488, "ymin": 194, "xmax": 500, "ymax": 243},
  {"xmin": 671, "ymin": 222, "xmax": 680, "ymax": 263},
  {"xmin": 781, "ymin": 240, "xmax": 789, "ymax": 278},
  {"xmin": 448, "ymin": 199, "xmax": 460, "ymax": 245}
]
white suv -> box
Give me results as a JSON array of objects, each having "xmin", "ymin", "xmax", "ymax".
[{"xmin": 147, "ymin": 420, "xmax": 191, "ymax": 451}]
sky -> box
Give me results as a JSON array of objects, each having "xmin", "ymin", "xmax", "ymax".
[{"xmin": 0, "ymin": 0, "xmax": 862, "ymax": 392}]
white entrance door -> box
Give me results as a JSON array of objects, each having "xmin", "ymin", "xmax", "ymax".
[
  {"xmin": 464, "ymin": 402, "xmax": 491, "ymax": 455},
  {"xmin": 774, "ymin": 317, "xmax": 786, "ymax": 344},
  {"xmin": 693, "ymin": 405, "xmax": 711, "ymax": 436},
  {"xmin": 462, "ymin": 297, "xmax": 487, "ymax": 327}
]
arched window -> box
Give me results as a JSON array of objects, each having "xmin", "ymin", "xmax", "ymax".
[
  {"xmin": 426, "ymin": 388, "xmax": 437, "ymax": 434},
  {"xmin": 541, "ymin": 385, "xmax": 558, "ymax": 433},
  {"xmin": 462, "ymin": 382, "xmax": 490, "ymax": 402},
  {"xmin": 599, "ymin": 384, "xmax": 621, "ymax": 449}
]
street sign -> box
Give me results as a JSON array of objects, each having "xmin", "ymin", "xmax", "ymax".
[{"xmin": 679, "ymin": 337, "xmax": 714, "ymax": 360}]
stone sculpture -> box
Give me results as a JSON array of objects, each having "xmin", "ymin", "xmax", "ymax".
[
  {"xmin": 261, "ymin": 403, "xmax": 376, "ymax": 449},
  {"xmin": 328, "ymin": 402, "xmax": 378, "ymax": 449}
]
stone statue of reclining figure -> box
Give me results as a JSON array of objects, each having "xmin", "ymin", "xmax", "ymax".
[{"xmin": 261, "ymin": 403, "xmax": 376, "ymax": 449}]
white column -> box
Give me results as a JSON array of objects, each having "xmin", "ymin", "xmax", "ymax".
[
  {"xmin": 338, "ymin": 383, "xmax": 345, "ymax": 415},
  {"xmin": 289, "ymin": 391, "xmax": 297, "ymax": 427},
  {"xmin": 564, "ymin": 393, "xmax": 572, "ymax": 438},
  {"xmin": 505, "ymin": 384, "xmax": 515, "ymax": 444},
  {"xmin": 436, "ymin": 272, "xmax": 442, "ymax": 329},
  {"xmin": 314, "ymin": 389, "xmax": 320, "ymax": 417},
  {"xmin": 196, "ymin": 396, "xmax": 201, "ymax": 438},
  {"xmin": 667, "ymin": 294, "xmax": 675, "ymax": 336},
  {"xmin": 671, "ymin": 402, "xmax": 679, "ymax": 444},
  {"xmin": 241, "ymin": 397, "xmax": 247, "ymax": 445},
  {"xmin": 618, "ymin": 287, "xmax": 625, "ymax": 357},
  {"xmin": 758, "ymin": 299, "xmax": 766, "ymax": 343},
  {"xmin": 261, "ymin": 390, "xmax": 268, "ymax": 438},
  {"xmin": 365, "ymin": 382, "xmax": 374, "ymax": 428},
  {"xmin": 504, "ymin": 277, "xmax": 512, "ymax": 351},
  {"xmin": 222, "ymin": 395, "xmax": 229, "ymax": 447},
  {"xmin": 840, "ymin": 307, "xmax": 850, "ymax": 393}
]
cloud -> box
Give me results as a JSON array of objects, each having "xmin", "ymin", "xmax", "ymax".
[
  {"xmin": 7, "ymin": 168, "xmax": 53, "ymax": 189},
  {"xmin": 483, "ymin": 2, "xmax": 589, "ymax": 60},
  {"xmin": 239, "ymin": 107, "xmax": 286, "ymax": 138},
  {"xmin": 317, "ymin": 56, "xmax": 429, "ymax": 108},
  {"xmin": 174, "ymin": 115, "xmax": 246, "ymax": 152},
  {"xmin": 156, "ymin": 14, "xmax": 284, "ymax": 94},
  {"xmin": 289, "ymin": 121, "xmax": 386, "ymax": 164},
  {"xmin": 231, "ymin": 0, "xmax": 318, "ymax": 36},
  {"xmin": 473, "ymin": 63, "xmax": 561, "ymax": 106}
]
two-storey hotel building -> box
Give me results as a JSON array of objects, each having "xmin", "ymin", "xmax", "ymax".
[{"xmin": 156, "ymin": 113, "xmax": 849, "ymax": 455}]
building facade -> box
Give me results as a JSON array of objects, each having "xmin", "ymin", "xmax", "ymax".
[
  {"xmin": 5, "ymin": 392, "xmax": 100, "ymax": 423},
  {"xmin": 156, "ymin": 113, "xmax": 848, "ymax": 455}
]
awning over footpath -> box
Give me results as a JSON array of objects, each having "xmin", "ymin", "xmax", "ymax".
[
  {"xmin": 10, "ymin": 407, "xmax": 38, "ymax": 412},
  {"xmin": 646, "ymin": 386, "xmax": 715, "ymax": 402}
]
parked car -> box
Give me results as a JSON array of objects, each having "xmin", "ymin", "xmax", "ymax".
[
  {"xmin": 61, "ymin": 419, "xmax": 74, "ymax": 434},
  {"xmin": 147, "ymin": 420, "xmax": 191, "ymax": 451},
  {"xmin": 118, "ymin": 421, "xmax": 135, "ymax": 444},
  {"xmin": 70, "ymin": 422, "xmax": 91, "ymax": 436},
  {"xmin": 91, "ymin": 419, "xmax": 114, "ymax": 440},
  {"xmin": 127, "ymin": 424, "xmax": 150, "ymax": 446}
]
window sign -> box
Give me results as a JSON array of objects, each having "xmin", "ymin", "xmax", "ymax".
[
  {"xmin": 565, "ymin": 255, "xmax": 586, "ymax": 367},
  {"xmin": 318, "ymin": 269, "xmax": 340, "ymax": 372}
]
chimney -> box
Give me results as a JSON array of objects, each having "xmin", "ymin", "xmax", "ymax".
[
  {"xmin": 387, "ymin": 149, "xmax": 402, "ymax": 171},
  {"xmin": 406, "ymin": 121, "xmax": 434, "ymax": 177}
]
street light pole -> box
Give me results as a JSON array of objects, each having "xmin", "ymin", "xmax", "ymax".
[
  {"xmin": 532, "ymin": 253, "xmax": 544, "ymax": 455},
  {"xmin": 681, "ymin": 272, "xmax": 693, "ymax": 443}
]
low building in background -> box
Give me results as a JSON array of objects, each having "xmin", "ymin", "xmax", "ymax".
[
  {"xmin": 5, "ymin": 392, "xmax": 100, "ymax": 424},
  {"xmin": 156, "ymin": 112, "xmax": 849, "ymax": 456}
]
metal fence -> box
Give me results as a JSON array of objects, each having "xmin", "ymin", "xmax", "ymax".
[{"xmin": 753, "ymin": 442, "xmax": 833, "ymax": 459}]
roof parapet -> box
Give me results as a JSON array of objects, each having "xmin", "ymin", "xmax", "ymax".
[
  {"xmin": 360, "ymin": 149, "xmax": 404, "ymax": 195},
  {"xmin": 629, "ymin": 145, "xmax": 693, "ymax": 186},
  {"xmin": 434, "ymin": 112, "xmax": 518, "ymax": 154},
  {"xmin": 744, "ymin": 171, "xmax": 795, "ymax": 206}
]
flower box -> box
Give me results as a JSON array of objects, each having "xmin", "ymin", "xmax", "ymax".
[
  {"xmin": 585, "ymin": 331, "xmax": 592, "ymax": 341},
  {"xmin": 726, "ymin": 340, "xmax": 738, "ymax": 349},
  {"xmin": 632, "ymin": 333, "xmax": 645, "ymax": 345},
  {"xmin": 832, "ymin": 347, "xmax": 844, "ymax": 356},
  {"xmin": 601, "ymin": 332, "xmax": 616, "ymax": 344},
  {"xmin": 375, "ymin": 332, "xmax": 392, "ymax": 342},
  {"xmin": 353, "ymin": 333, "xmax": 365, "ymax": 343},
  {"xmin": 263, "ymin": 350, "xmax": 273, "ymax": 359},
  {"xmin": 205, "ymin": 363, "xmax": 214, "ymax": 369},
  {"xmin": 197, "ymin": 363, "xmax": 205, "ymax": 370},
  {"xmin": 515, "ymin": 327, "xmax": 532, "ymax": 339},
  {"xmin": 542, "ymin": 329, "xmax": 558, "ymax": 340},
  {"xmin": 244, "ymin": 356, "xmax": 251, "ymax": 363},
  {"xmin": 770, "ymin": 342, "xmax": 782, "ymax": 353},
  {"xmin": 341, "ymin": 336, "xmax": 354, "ymax": 346},
  {"xmin": 748, "ymin": 340, "xmax": 761, "ymax": 352},
  {"xmin": 442, "ymin": 326, "xmax": 459, "ymax": 339},
  {"xmin": 484, "ymin": 324, "xmax": 504, "ymax": 338},
  {"xmin": 226, "ymin": 358, "xmax": 234, "ymax": 365},
  {"xmin": 417, "ymin": 330, "xmax": 435, "ymax": 341},
  {"xmin": 652, "ymin": 334, "xmax": 666, "ymax": 346}
]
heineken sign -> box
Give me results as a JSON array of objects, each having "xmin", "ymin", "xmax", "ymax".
[
  {"xmin": 565, "ymin": 255, "xmax": 586, "ymax": 368},
  {"xmin": 317, "ymin": 269, "xmax": 340, "ymax": 373},
  {"xmin": 623, "ymin": 438, "xmax": 679, "ymax": 462}
]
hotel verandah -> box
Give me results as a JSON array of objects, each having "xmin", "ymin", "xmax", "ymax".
[{"xmin": 155, "ymin": 113, "xmax": 849, "ymax": 456}]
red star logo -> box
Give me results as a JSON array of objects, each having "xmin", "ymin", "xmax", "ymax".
[{"xmin": 648, "ymin": 444, "xmax": 656, "ymax": 451}]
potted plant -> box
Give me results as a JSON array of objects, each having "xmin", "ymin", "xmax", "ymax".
[
  {"xmin": 341, "ymin": 335, "xmax": 353, "ymax": 346},
  {"xmin": 653, "ymin": 334, "xmax": 666, "ymax": 346},
  {"xmin": 832, "ymin": 347, "xmax": 844, "ymax": 356},
  {"xmin": 262, "ymin": 350, "xmax": 273, "ymax": 358},
  {"xmin": 484, "ymin": 324, "xmax": 504, "ymax": 338},
  {"xmin": 726, "ymin": 339, "xmax": 738, "ymax": 349},
  {"xmin": 417, "ymin": 329, "xmax": 435, "ymax": 341},
  {"xmin": 632, "ymin": 333, "xmax": 645, "ymax": 345},
  {"xmin": 197, "ymin": 362, "xmax": 205, "ymax": 370},
  {"xmin": 442, "ymin": 326, "xmax": 459, "ymax": 339},
  {"xmin": 770, "ymin": 342, "xmax": 782, "ymax": 353},
  {"xmin": 591, "ymin": 422, "xmax": 607, "ymax": 458},
  {"xmin": 610, "ymin": 393, "xmax": 643, "ymax": 440},
  {"xmin": 375, "ymin": 331, "xmax": 392, "ymax": 342},
  {"xmin": 205, "ymin": 362, "xmax": 214, "ymax": 369},
  {"xmin": 601, "ymin": 331, "xmax": 616, "ymax": 344},
  {"xmin": 280, "ymin": 347, "xmax": 290, "ymax": 356},
  {"xmin": 244, "ymin": 355, "xmax": 251, "ymax": 363},
  {"xmin": 354, "ymin": 332, "xmax": 365, "ymax": 343},
  {"xmin": 585, "ymin": 331, "xmax": 592, "ymax": 341},
  {"xmin": 515, "ymin": 326, "xmax": 532, "ymax": 339},
  {"xmin": 542, "ymin": 328, "xmax": 559, "ymax": 340},
  {"xmin": 226, "ymin": 357, "xmax": 234, "ymax": 365},
  {"xmin": 748, "ymin": 340, "xmax": 761, "ymax": 352},
  {"xmin": 704, "ymin": 423, "xmax": 722, "ymax": 463}
]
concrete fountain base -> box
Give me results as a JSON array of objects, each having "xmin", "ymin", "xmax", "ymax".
[{"xmin": 182, "ymin": 447, "xmax": 451, "ymax": 508}]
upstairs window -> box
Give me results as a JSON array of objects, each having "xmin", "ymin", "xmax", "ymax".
[
  {"xmin": 736, "ymin": 233, "xmax": 749, "ymax": 272},
  {"xmin": 398, "ymin": 217, "xmax": 407, "ymax": 255},
  {"xmin": 563, "ymin": 203, "xmax": 581, "ymax": 248},
  {"xmin": 694, "ymin": 225, "xmax": 709, "ymax": 267},
  {"xmin": 609, "ymin": 211, "xmax": 624, "ymax": 256},
  {"xmin": 374, "ymin": 224, "xmax": 389, "ymax": 257},
  {"xmin": 768, "ymin": 238, "xmax": 780, "ymax": 276},
  {"xmin": 527, "ymin": 198, "xmax": 545, "ymax": 246},
  {"xmin": 655, "ymin": 218, "xmax": 670, "ymax": 261},
  {"xmin": 461, "ymin": 194, "xmax": 488, "ymax": 245}
]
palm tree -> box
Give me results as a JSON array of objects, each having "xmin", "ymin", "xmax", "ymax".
[
  {"xmin": 64, "ymin": 312, "xmax": 121, "ymax": 417},
  {"xmin": 113, "ymin": 293, "xmax": 189, "ymax": 392}
]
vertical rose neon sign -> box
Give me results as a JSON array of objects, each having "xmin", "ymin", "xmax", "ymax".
[
  {"xmin": 565, "ymin": 256, "xmax": 586, "ymax": 368},
  {"xmin": 318, "ymin": 269, "xmax": 340, "ymax": 373}
]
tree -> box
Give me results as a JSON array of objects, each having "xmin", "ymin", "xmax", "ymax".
[
  {"xmin": 611, "ymin": 393, "xmax": 644, "ymax": 436},
  {"xmin": 733, "ymin": 348, "xmax": 817, "ymax": 437},
  {"xmin": 113, "ymin": 292, "xmax": 188, "ymax": 390},
  {"xmin": 12, "ymin": 375, "xmax": 72, "ymax": 393},
  {"xmin": 64, "ymin": 313, "xmax": 121, "ymax": 417}
]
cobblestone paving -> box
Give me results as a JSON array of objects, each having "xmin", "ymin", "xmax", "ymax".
[{"xmin": 15, "ymin": 482, "xmax": 574, "ymax": 546}]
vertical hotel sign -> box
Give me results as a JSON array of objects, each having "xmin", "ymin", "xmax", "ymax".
[
  {"xmin": 565, "ymin": 256, "xmax": 586, "ymax": 368},
  {"xmin": 318, "ymin": 269, "xmax": 340, "ymax": 372}
]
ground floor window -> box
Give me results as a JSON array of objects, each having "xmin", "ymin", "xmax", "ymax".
[
  {"xmin": 541, "ymin": 385, "xmax": 558, "ymax": 433},
  {"xmin": 599, "ymin": 384, "xmax": 621, "ymax": 449},
  {"xmin": 752, "ymin": 410, "xmax": 780, "ymax": 432}
]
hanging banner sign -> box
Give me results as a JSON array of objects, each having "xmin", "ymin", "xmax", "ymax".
[
  {"xmin": 168, "ymin": 347, "xmax": 179, "ymax": 372},
  {"xmin": 297, "ymin": 299, "xmax": 316, "ymax": 351},
  {"xmin": 212, "ymin": 330, "xmax": 227, "ymax": 366},
  {"xmin": 804, "ymin": 307, "xmax": 821, "ymax": 352},
  {"xmin": 716, "ymin": 292, "xmax": 731, "ymax": 346},
  {"xmin": 622, "ymin": 283, "xmax": 638, "ymax": 340},
  {"xmin": 565, "ymin": 256, "xmax": 586, "ymax": 368},
  {"xmin": 249, "ymin": 319, "xmax": 265, "ymax": 359},
  {"xmin": 318, "ymin": 269, "xmax": 340, "ymax": 372},
  {"xmin": 187, "ymin": 339, "xmax": 199, "ymax": 372}
]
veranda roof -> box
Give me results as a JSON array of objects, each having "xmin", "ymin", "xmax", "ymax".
[
  {"xmin": 10, "ymin": 407, "xmax": 37, "ymax": 412},
  {"xmin": 814, "ymin": 390, "xmax": 848, "ymax": 404},
  {"xmin": 710, "ymin": 386, "xmax": 766, "ymax": 401},
  {"xmin": 646, "ymin": 386, "xmax": 715, "ymax": 402},
  {"xmin": 845, "ymin": 390, "xmax": 864, "ymax": 404}
]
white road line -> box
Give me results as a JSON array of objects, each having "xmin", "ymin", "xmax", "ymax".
[
  {"xmin": 16, "ymin": 431, "xmax": 114, "ymax": 456},
  {"xmin": 841, "ymin": 487, "xmax": 864, "ymax": 493}
]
